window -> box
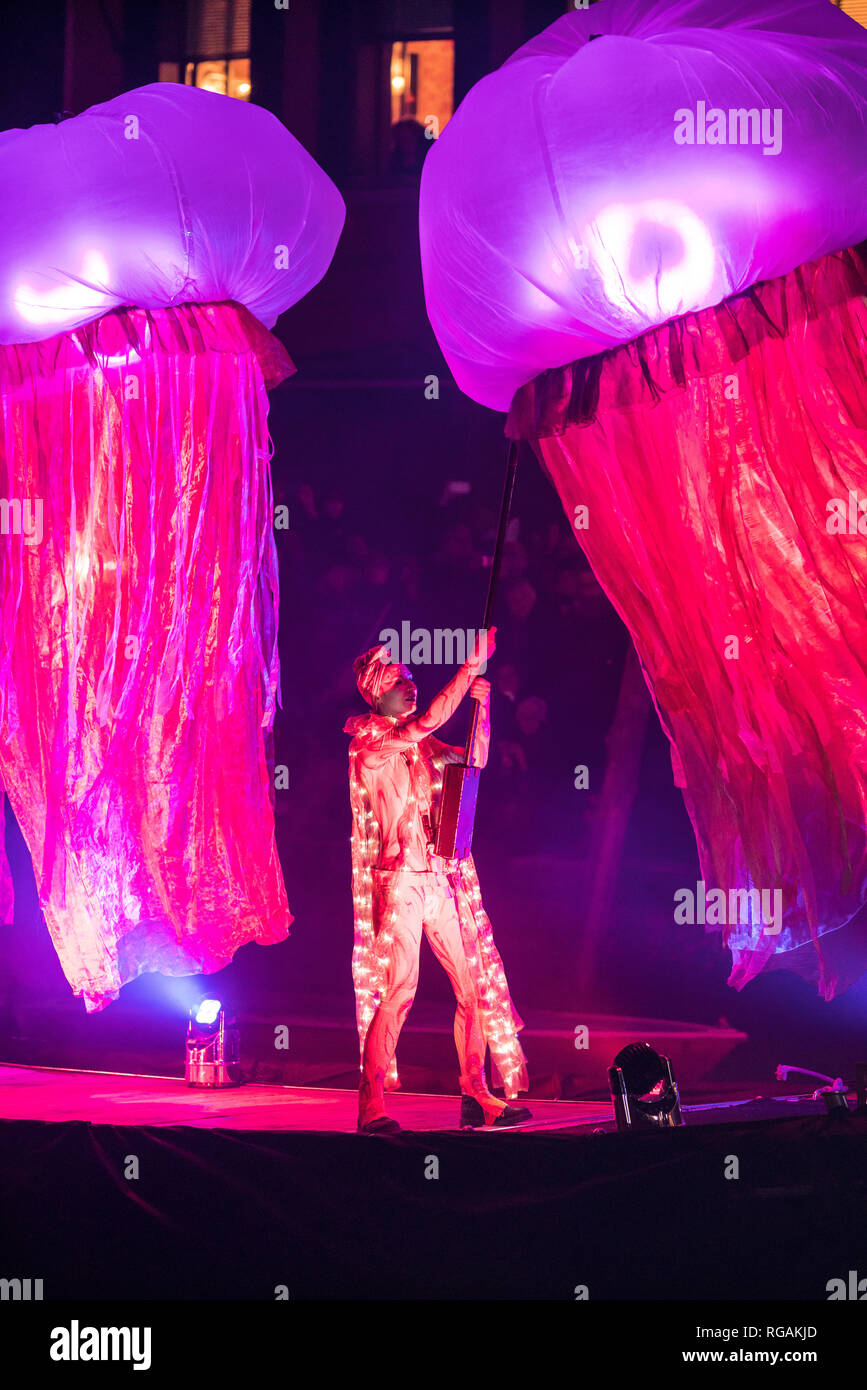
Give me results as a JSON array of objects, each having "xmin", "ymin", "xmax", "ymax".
[
  {"xmin": 837, "ymin": 0, "xmax": 867, "ymax": 27},
  {"xmin": 369, "ymin": 2, "xmax": 455, "ymax": 178},
  {"xmin": 389, "ymin": 39, "xmax": 454, "ymax": 136},
  {"xmin": 160, "ymin": 0, "xmax": 251, "ymax": 101}
]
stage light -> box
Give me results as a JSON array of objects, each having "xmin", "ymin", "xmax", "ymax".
[
  {"xmin": 195, "ymin": 998, "xmax": 222, "ymax": 1025},
  {"xmin": 608, "ymin": 1042, "xmax": 683, "ymax": 1131},
  {"xmin": 185, "ymin": 998, "xmax": 241, "ymax": 1088}
]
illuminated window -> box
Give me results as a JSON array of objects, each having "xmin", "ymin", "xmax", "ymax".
[
  {"xmin": 183, "ymin": 0, "xmax": 251, "ymax": 101},
  {"xmin": 837, "ymin": 0, "xmax": 867, "ymax": 27},
  {"xmin": 390, "ymin": 39, "xmax": 454, "ymax": 136},
  {"xmin": 350, "ymin": 1, "xmax": 455, "ymax": 181}
]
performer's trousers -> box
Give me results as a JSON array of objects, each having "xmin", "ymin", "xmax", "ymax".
[{"xmin": 359, "ymin": 868, "xmax": 488, "ymax": 1123}]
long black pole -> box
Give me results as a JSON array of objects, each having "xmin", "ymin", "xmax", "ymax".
[{"xmin": 464, "ymin": 440, "xmax": 519, "ymax": 764}]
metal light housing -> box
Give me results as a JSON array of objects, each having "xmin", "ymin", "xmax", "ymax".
[
  {"xmin": 185, "ymin": 998, "xmax": 241, "ymax": 1088},
  {"xmin": 608, "ymin": 1042, "xmax": 683, "ymax": 1131}
]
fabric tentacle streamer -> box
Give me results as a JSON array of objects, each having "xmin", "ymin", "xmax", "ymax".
[
  {"xmin": 508, "ymin": 246, "xmax": 867, "ymax": 998},
  {"xmin": 0, "ymin": 786, "xmax": 12, "ymax": 925},
  {"xmin": 0, "ymin": 81, "xmax": 344, "ymax": 1007},
  {"xmin": 0, "ymin": 303, "xmax": 300, "ymax": 1009},
  {"xmin": 418, "ymin": 0, "xmax": 867, "ymax": 999}
]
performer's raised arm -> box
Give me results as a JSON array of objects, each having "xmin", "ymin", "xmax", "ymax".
[
  {"xmin": 353, "ymin": 628, "xmax": 496, "ymax": 752},
  {"xmin": 429, "ymin": 677, "xmax": 491, "ymax": 768}
]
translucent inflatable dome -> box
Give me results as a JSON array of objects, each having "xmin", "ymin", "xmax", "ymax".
[
  {"xmin": 0, "ymin": 82, "xmax": 345, "ymax": 342},
  {"xmin": 420, "ymin": 0, "xmax": 867, "ymax": 410}
]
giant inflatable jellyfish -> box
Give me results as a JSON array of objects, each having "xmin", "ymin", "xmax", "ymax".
[
  {"xmin": 0, "ymin": 83, "xmax": 345, "ymax": 1009},
  {"xmin": 420, "ymin": 0, "xmax": 867, "ymax": 998}
]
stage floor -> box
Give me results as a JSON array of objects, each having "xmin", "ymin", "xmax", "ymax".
[
  {"xmin": 3, "ymin": 1062, "xmax": 865, "ymax": 1299},
  {"xmin": 0, "ymin": 1063, "xmax": 612, "ymax": 1132},
  {"xmin": 0, "ymin": 1062, "xmax": 844, "ymax": 1133}
]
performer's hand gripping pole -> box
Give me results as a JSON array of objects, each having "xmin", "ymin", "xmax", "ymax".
[{"xmin": 434, "ymin": 441, "xmax": 519, "ymax": 859}]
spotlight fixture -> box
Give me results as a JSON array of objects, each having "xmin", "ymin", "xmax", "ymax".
[
  {"xmin": 185, "ymin": 998, "xmax": 241, "ymax": 1088},
  {"xmin": 608, "ymin": 1042, "xmax": 683, "ymax": 1131}
]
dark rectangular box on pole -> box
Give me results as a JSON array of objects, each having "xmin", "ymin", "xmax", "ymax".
[{"xmin": 434, "ymin": 763, "xmax": 481, "ymax": 860}]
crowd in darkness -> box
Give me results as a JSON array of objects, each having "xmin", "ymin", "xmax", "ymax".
[
  {"xmin": 272, "ymin": 467, "xmax": 630, "ymax": 862},
  {"xmin": 267, "ymin": 121, "xmax": 632, "ymax": 863}
]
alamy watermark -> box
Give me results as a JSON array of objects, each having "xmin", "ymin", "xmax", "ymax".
[
  {"xmin": 379, "ymin": 623, "xmax": 487, "ymax": 674},
  {"xmin": 0, "ymin": 497, "xmax": 43, "ymax": 546},
  {"xmin": 674, "ymin": 880, "xmax": 782, "ymax": 935},
  {"xmin": 674, "ymin": 102, "xmax": 782, "ymax": 157},
  {"xmin": 49, "ymin": 1320, "xmax": 151, "ymax": 1370},
  {"xmin": 1, "ymin": 1276, "xmax": 43, "ymax": 1299},
  {"xmin": 826, "ymin": 490, "xmax": 867, "ymax": 535},
  {"xmin": 827, "ymin": 1270, "xmax": 867, "ymax": 1299}
]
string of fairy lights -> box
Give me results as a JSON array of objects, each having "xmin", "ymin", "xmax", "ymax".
[{"xmin": 348, "ymin": 724, "xmax": 528, "ymax": 1098}]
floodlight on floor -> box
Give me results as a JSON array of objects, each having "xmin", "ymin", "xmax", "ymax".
[{"xmin": 185, "ymin": 998, "xmax": 241, "ymax": 1088}]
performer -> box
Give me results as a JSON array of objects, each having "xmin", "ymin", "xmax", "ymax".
[{"xmin": 345, "ymin": 628, "xmax": 531, "ymax": 1133}]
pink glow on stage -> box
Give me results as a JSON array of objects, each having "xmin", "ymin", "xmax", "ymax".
[{"xmin": 0, "ymin": 1063, "xmax": 608, "ymax": 1132}]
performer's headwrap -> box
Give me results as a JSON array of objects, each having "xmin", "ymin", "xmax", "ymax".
[
  {"xmin": 353, "ymin": 645, "xmax": 410, "ymax": 708},
  {"xmin": 354, "ymin": 642, "xmax": 400, "ymax": 706}
]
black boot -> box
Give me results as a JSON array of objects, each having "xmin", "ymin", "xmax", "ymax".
[
  {"xmin": 357, "ymin": 1114, "xmax": 403, "ymax": 1134},
  {"xmin": 460, "ymin": 1095, "xmax": 532, "ymax": 1129}
]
